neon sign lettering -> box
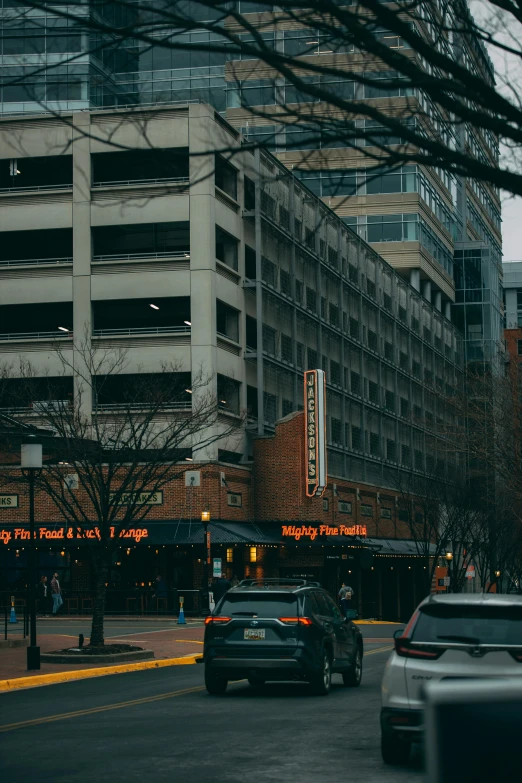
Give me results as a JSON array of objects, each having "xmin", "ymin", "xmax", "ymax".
[
  {"xmin": 282, "ymin": 524, "xmax": 367, "ymax": 541},
  {"xmin": 0, "ymin": 526, "xmax": 149, "ymax": 545}
]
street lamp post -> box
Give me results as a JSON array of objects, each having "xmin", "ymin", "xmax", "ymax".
[
  {"xmin": 445, "ymin": 550, "xmax": 453, "ymax": 594},
  {"xmin": 201, "ymin": 510, "xmax": 211, "ymax": 615},
  {"xmin": 21, "ymin": 441, "xmax": 43, "ymax": 671}
]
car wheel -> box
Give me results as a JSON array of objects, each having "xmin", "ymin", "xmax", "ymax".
[
  {"xmin": 247, "ymin": 677, "xmax": 265, "ymax": 687},
  {"xmin": 310, "ymin": 651, "xmax": 332, "ymax": 696},
  {"xmin": 205, "ymin": 668, "xmax": 228, "ymax": 695},
  {"xmin": 381, "ymin": 732, "xmax": 411, "ymax": 765},
  {"xmin": 342, "ymin": 646, "xmax": 363, "ymax": 687}
]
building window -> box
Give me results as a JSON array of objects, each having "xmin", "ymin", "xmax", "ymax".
[
  {"xmin": 518, "ymin": 339, "xmax": 522, "ymax": 356},
  {"xmin": 249, "ymin": 546, "xmax": 257, "ymax": 563},
  {"xmin": 381, "ymin": 507, "xmax": 392, "ymax": 519},
  {"xmin": 330, "ymin": 360, "xmax": 341, "ymax": 386},
  {"xmin": 307, "ymin": 348, "xmax": 318, "ymax": 370},
  {"xmin": 281, "ymin": 333, "xmax": 293, "ymax": 362},
  {"xmin": 360, "ymin": 504, "xmax": 373, "ymax": 517},
  {"xmin": 282, "ymin": 398, "xmax": 293, "ymax": 417},
  {"xmin": 338, "ymin": 500, "xmax": 352, "ymax": 514},
  {"xmin": 226, "ymin": 547, "xmax": 234, "ymax": 563},
  {"xmin": 331, "ymin": 418, "xmax": 342, "ymax": 444},
  {"xmin": 227, "ymin": 493, "xmax": 242, "ymax": 508},
  {"xmin": 323, "ymin": 497, "xmax": 329, "ymax": 511},
  {"xmin": 215, "ymin": 154, "xmax": 237, "ymax": 200}
]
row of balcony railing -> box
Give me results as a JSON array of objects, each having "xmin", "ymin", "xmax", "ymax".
[
  {"xmin": 0, "ymin": 251, "xmax": 190, "ymax": 267},
  {"xmin": 0, "ymin": 176, "xmax": 190, "ymax": 194}
]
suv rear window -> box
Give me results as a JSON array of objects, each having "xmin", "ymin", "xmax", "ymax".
[
  {"xmin": 412, "ymin": 604, "xmax": 522, "ymax": 645},
  {"xmin": 218, "ymin": 593, "xmax": 298, "ymax": 617}
]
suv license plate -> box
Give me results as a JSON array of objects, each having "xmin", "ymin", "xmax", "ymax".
[{"xmin": 244, "ymin": 629, "xmax": 265, "ymax": 640}]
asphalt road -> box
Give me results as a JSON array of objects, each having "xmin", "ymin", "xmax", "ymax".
[
  {"xmin": 0, "ymin": 641, "xmax": 423, "ymax": 783},
  {"xmin": 6, "ymin": 618, "xmax": 403, "ymax": 640}
]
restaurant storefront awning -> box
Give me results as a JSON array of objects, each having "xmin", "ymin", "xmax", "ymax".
[{"xmin": 0, "ymin": 518, "xmax": 437, "ymax": 555}]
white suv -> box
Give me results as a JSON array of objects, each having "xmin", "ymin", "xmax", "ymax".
[{"xmin": 381, "ymin": 593, "xmax": 522, "ymax": 765}]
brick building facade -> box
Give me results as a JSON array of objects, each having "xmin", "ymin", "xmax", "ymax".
[{"xmin": 1, "ymin": 410, "xmax": 430, "ymax": 622}]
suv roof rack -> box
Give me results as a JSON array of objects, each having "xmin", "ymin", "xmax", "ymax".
[{"xmin": 237, "ymin": 578, "xmax": 321, "ymax": 588}]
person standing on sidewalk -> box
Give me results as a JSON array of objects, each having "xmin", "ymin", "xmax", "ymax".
[
  {"xmin": 50, "ymin": 572, "xmax": 63, "ymax": 615},
  {"xmin": 338, "ymin": 581, "xmax": 354, "ymax": 618}
]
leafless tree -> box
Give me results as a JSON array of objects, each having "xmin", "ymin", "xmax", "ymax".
[
  {"xmin": 389, "ymin": 463, "xmax": 490, "ymax": 594},
  {"xmin": 0, "ymin": 340, "xmax": 242, "ymax": 646},
  {"xmin": 2, "ymin": 1, "xmax": 520, "ymax": 197}
]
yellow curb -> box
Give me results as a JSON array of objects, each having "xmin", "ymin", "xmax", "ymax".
[
  {"xmin": 354, "ymin": 620, "xmax": 399, "ymax": 625},
  {"xmin": 0, "ymin": 654, "xmax": 199, "ymax": 693}
]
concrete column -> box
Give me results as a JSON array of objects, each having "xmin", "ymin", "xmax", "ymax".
[
  {"xmin": 189, "ymin": 105, "xmax": 218, "ymax": 461},
  {"xmin": 410, "ymin": 268, "xmax": 420, "ymax": 292},
  {"xmin": 72, "ymin": 111, "xmax": 92, "ymax": 419},
  {"xmin": 237, "ymin": 170, "xmax": 249, "ymax": 461},
  {"xmin": 434, "ymin": 291, "xmax": 442, "ymax": 312},
  {"xmin": 422, "ymin": 280, "xmax": 431, "ymax": 302},
  {"xmin": 444, "ymin": 301, "xmax": 452, "ymax": 322}
]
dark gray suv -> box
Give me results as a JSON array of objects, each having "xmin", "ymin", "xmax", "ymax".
[{"xmin": 203, "ymin": 579, "xmax": 363, "ymax": 695}]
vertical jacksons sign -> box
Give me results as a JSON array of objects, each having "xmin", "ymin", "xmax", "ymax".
[{"xmin": 304, "ymin": 369, "xmax": 327, "ymax": 497}]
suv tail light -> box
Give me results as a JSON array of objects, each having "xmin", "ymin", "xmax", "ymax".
[
  {"xmin": 279, "ymin": 617, "xmax": 313, "ymax": 626},
  {"xmin": 394, "ymin": 638, "xmax": 444, "ymax": 659},
  {"xmin": 205, "ymin": 616, "xmax": 231, "ymax": 625}
]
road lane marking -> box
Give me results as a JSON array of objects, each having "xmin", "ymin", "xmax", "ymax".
[
  {"xmin": 364, "ymin": 646, "xmax": 393, "ymax": 656},
  {"xmin": 105, "ymin": 628, "xmax": 193, "ymax": 638},
  {"xmin": 0, "ymin": 684, "xmax": 206, "ymax": 733},
  {"xmin": 106, "ymin": 639, "xmax": 204, "ymax": 645}
]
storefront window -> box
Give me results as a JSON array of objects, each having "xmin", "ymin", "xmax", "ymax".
[{"xmin": 249, "ymin": 546, "xmax": 257, "ymax": 563}]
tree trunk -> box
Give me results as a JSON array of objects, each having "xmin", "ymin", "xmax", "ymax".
[{"xmin": 90, "ymin": 553, "xmax": 109, "ymax": 647}]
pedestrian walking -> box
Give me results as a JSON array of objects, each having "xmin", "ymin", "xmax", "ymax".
[
  {"xmin": 50, "ymin": 572, "xmax": 63, "ymax": 615},
  {"xmin": 338, "ymin": 581, "xmax": 354, "ymax": 619},
  {"xmin": 231, "ymin": 574, "xmax": 240, "ymax": 587},
  {"xmin": 37, "ymin": 575, "xmax": 50, "ymax": 616}
]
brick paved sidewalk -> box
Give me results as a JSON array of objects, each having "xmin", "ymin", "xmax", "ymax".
[{"xmin": 0, "ymin": 624, "xmax": 204, "ymax": 682}]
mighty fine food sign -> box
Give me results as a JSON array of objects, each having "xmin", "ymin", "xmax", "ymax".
[{"xmin": 304, "ymin": 369, "xmax": 327, "ymax": 497}]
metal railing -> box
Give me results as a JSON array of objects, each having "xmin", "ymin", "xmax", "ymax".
[
  {"xmin": 95, "ymin": 401, "xmax": 192, "ymax": 412},
  {"xmin": 0, "ymin": 330, "xmax": 72, "ymax": 342},
  {"xmin": 92, "ymin": 177, "xmax": 189, "ymax": 188},
  {"xmin": 1, "ymin": 589, "xmax": 203, "ymax": 618},
  {"xmin": 92, "ymin": 251, "xmax": 190, "ymax": 263},
  {"xmin": 0, "ymin": 257, "xmax": 73, "ymax": 267},
  {"xmin": 0, "ymin": 183, "xmax": 72, "ymax": 194},
  {"xmin": 92, "ymin": 325, "xmax": 190, "ymax": 337}
]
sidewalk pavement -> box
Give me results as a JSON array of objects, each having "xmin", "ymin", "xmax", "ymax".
[{"xmin": 0, "ymin": 624, "xmax": 205, "ymax": 682}]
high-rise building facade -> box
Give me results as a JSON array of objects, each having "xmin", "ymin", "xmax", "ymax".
[
  {"xmin": 0, "ymin": 104, "xmax": 462, "ymax": 487},
  {"xmin": 0, "ymin": 1, "xmax": 502, "ymax": 368}
]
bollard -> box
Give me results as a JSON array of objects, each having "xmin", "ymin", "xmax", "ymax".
[
  {"xmin": 79, "ymin": 633, "xmax": 84, "ymax": 648},
  {"xmin": 177, "ymin": 595, "xmax": 186, "ymax": 625},
  {"xmin": 9, "ymin": 595, "xmax": 17, "ymax": 624}
]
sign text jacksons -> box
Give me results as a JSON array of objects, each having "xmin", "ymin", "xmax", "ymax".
[{"xmin": 304, "ymin": 369, "xmax": 327, "ymax": 497}]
